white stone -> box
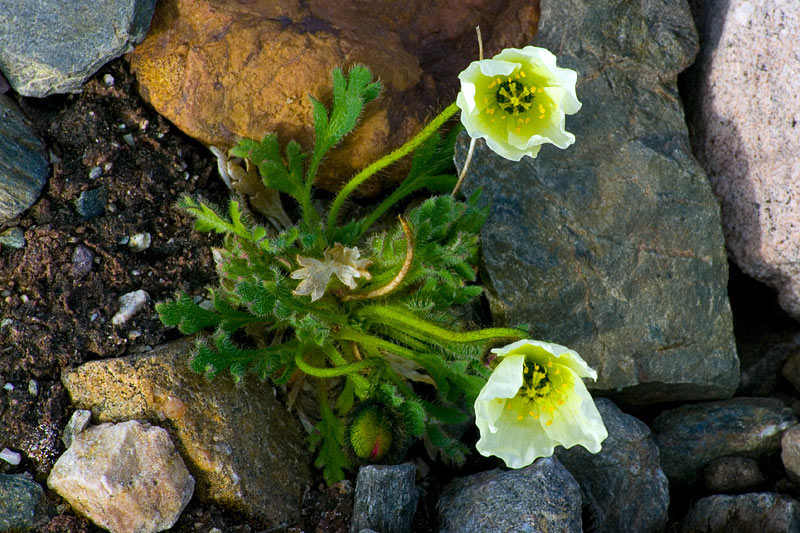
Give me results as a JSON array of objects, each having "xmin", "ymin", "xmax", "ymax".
[
  {"xmin": 128, "ymin": 232, "xmax": 151, "ymax": 252},
  {"xmin": 0, "ymin": 447, "xmax": 21, "ymax": 465},
  {"xmin": 112, "ymin": 290, "xmax": 150, "ymax": 325},
  {"xmin": 687, "ymin": 0, "xmax": 800, "ymax": 318},
  {"xmin": 48, "ymin": 420, "xmax": 194, "ymax": 533}
]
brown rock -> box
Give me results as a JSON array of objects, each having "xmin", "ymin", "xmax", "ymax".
[
  {"xmin": 61, "ymin": 338, "xmax": 312, "ymax": 526},
  {"xmin": 127, "ymin": 0, "xmax": 539, "ymax": 193}
]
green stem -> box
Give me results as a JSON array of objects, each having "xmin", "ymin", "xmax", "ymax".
[
  {"xmin": 356, "ymin": 305, "xmax": 525, "ymax": 346},
  {"xmin": 295, "ymin": 351, "xmax": 383, "ymax": 378},
  {"xmin": 326, "ymin": 102, "xmax": 460, "ymax": 239},
  {"xmin": 321, "ymin": 342, "xmax": 370, "ymax": 390}
]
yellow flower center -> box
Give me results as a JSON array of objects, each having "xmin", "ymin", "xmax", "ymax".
[
  {"xmin": 496, "ymin": 79, "xmax": 534, "ymax": 116},
  {"xmin": 504, "ymin": 358, "xmax": 573, "ymax": 426},
  {"xmin": 482, "ymin": 69, "xmax": 549, "ymax": 130}
]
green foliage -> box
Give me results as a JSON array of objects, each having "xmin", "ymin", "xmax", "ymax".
[{"xmin": 158, "ymin": 65, "xmax": 528, "ymax": 485}]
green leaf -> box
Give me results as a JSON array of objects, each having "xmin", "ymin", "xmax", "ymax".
[
  {"xmin": 309, "ymin": 398, "xmax": 349, "ymax": 485},
  {"xmin": 156, "ymin": 292, "xmax": 221, "ymax": 334}
]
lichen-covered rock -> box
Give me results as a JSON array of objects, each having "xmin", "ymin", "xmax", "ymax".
[
  {"xmin": 48, "ymin": 420, "xmax": 193, "ymax": 533},
  {"xmin": 457, "ymin": 0, "xmax": 738, "ymax": 404},
  {"xmin": 61, "ymin": 338, "xmax": 312, "ymax": 526},
  {"xmin": 683, "ymin": 0, "xmax": 800, "ymax": 321},
  {"xmin": 127, "ymin": 0, "xmax": 539, "ymax": 193},
  {"xmin": 0, "ymin": 0, "xmax": 156, "ymax": 97},
  {"xmin": 0, "ymin": 94, "xmax": 48, "ymax": 225},
  {"xmin": 0, "ymin": 474, "xmax": 45, "ymax": 532},
  {"xmin": 652, "ymin": 397, "xmax": 797, "ymax": 486},
  {"xmin": 556, "ymin": 399, "xmax": 669, "ymax": 532},
  {"xmin": 438, "ymin": 457, "xmax": 581, "ymax": 532}
]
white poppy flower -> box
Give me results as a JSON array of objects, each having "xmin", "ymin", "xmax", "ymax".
[
  {"xmin": 456, "ymin": 46, "xmax": 581, "ymax": 161},
  {"xmin": 474, "ymin": 339, "xmax": 607, "ymax": 468}
]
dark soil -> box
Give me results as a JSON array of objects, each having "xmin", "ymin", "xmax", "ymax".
[{"xmin": 0, "ymin": 58, "xmax": 302, "ymax": 532}]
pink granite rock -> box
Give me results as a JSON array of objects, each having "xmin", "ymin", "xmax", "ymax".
[{"xmin": 685, "ymin": 0, "xmax": 800, "ymax": 318}]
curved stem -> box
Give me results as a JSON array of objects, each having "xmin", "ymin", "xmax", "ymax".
[
  {"xmin": 357, "ymin": 304, "xmax": 525, "ymax": 345},
  {"xmin": 326, "ymin": 102, "xmax": 460, "ymax": 238},
  {"xmin": 295, "ymin": 351, "xmax": 383, "ymax": 378},
  {"xmin": 321, "ymin": 343, "xmax": 371, "ymax": 390},
  {"xmin": 451, "ymin": 137, "xmax": 476, "ymax": 197},
  {"xmin": 341, "ymin": 216, "xmax": 414, "ymax": 301}
]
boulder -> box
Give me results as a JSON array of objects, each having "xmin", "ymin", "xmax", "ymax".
[{"xmin": 457, "ymin": 0, "xmax": 739, "ymax": 404}]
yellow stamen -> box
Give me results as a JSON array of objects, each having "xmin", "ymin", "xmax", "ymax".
[
  {"xmin": 539, "ymin": 104, "xmax": 545, "ymax": 114},
  {"xmin": 555, "ymin": 368, "xmax": 560, "ymax": 375},
  {"xmin": 515, "ymin": 127, "xmax": 521, "ymax": 133},
  {"xmin": 537, "ymin": 87, "xmax": 543, "ymax": 92},
  {"xmin": 506, "ymin": 403, "xmax": 513, "ymax": 410},
  {"xmin": 520, "ymin": 70, "xmax": 526, "ymax": 78},
  {"xmin": 546, "ymin": 419, "xmax": 553, "ymax": 426},
  {"xmin": 547, "ymin": 360, "xmax": 553, "ymax": 368},
  {"xmin": 517, "ymin": 415, "xmax": 524, "ymax": 421}
]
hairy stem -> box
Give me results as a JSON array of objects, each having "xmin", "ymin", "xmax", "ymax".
[
  {"xmin": 357, "ymin": 304, "xmax": 525, "ymax": 345},
  {"xmin": 326, "ymin": 102, "xmax": 460, "ymax": 238},
  {"xmin": 295, "ymin": 351, "xmax": 383, "ymax": 378}
]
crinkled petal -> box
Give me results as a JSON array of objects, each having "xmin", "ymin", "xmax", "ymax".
[
  {"xmin": 543, "ymin": 366, "xmax": 608, "ymax": 453},
  {"xmin": 476, "ymin": 399, "xmax": 560, "ymax": 469}
]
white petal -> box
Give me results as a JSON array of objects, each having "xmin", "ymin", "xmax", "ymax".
[
  {"xmin": 476, "ymin": 400, "xmax": 559, "ymax": 468},
  {"xmin": 543, "ymin": 370, "xmax": 608, "ymax": 453},
  {"xmin": 474, "ymin": 354, "xmax": 525, "ymax": 431},
  {"xmin": 491, "ymin": 339, "xmax": 597, "ymax": 380}
]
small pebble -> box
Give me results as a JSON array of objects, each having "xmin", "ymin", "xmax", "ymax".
[
  {"xmin": 103, "ymin": 73, "xmax": 115, "ymax": 86},
  {"xmin": 27, "ymin": 379, "xmax": 38, "ymax": 397},
  {"xmin": 71, "ymin": 245, "xmax": 94, "ymax": 278},
  {"xmin": 122, "ymin": 133, "xmax": 135, "ymax": 146},
  {"xmin": 49, "ymin": 150, "xmax": 62, "ymax": 164},
  {"xmin": 111, "ymin": 290, "xmax": 150, "ymax": 325},
  {"xmin": 103, "ymin": 162, "xmax": 113, "ymax": 172},
  {"xmin": 118, "ymin": 235, "xmax": 130, "ymax": 245},
  {"xmin": 20, "ymin": 294, "xmax": 29, "ymax": 304},
  {"xmin": 128, "ymin": 232, "xmax": 151, "ymax": 252},
  {"xmin": 127, "ymin": 329, "xmax": 142, "ymax": 340},
  {"xmin": 3, "ymin": 383, "xmax": 14, "ymax": 391},
  {"xmin": 88, "ymin": 166, "xmax": 102, "ymax": 179},
  {"xmin": 62, "ymin": 410, "xmax": 92, "ymax": 448},
  {"xmin": 0, "ymin": 448, "xmax": 21, "ymax": 465},
  {"xmin": 139, "ymin": 119, "xmax": 149, "ymax": 132},
  {"xmin": 75, "ymin": 188, "xmax": 107, "ymax": 219},
  {"xmin": 0, "ymin": 227, "xmax": 26, "ymax": 249}
]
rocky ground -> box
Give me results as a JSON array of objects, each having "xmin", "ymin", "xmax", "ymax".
[{"xmin": 3, "ymin": 0, "xmax": 800, "ymax": 532}]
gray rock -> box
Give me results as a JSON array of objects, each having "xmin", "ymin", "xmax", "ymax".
[
  {"xmin": 739, "ymin": 333, "xmax": 800, "ymax": 396},
  {"xmin": 61, "ymin": 338, "xmax": 312, "ymax": 526},
  {"xmin": 0, "ymin": 0, "xmax": 156, "ymax": 97},
  {"xmin": 703, "ymin": 456, "xmax": 765, "ymax": 493},
  {"xmin": 0, "ymin": 227, "xmax": 25, "ymax": 249},
  {"xmin": 556, "ymin": 398, "xmax": 668, "ymax": 532},
  {"xmin": 456, "ymin": 0, "xmax": 738, "ymax": 405},
  {"xmin": 781, "ymin": 425, "xmax": 800, "ymax": 483},
  {"xmin": 438, "ymin": 457, "xmax": 581, "ymax": 533},
  {"xmin": 652, "ymin": 397, "xmax": 797, "ymax": 486},
  {"xmin": 48, "ymin": 420, "xmax": 194, "ymax": 533},
  {"xmin": 0, "ymin": 94, "xmax": 48, "ymax": 225},
  {"xmin": 350, "ymin": 463, "xmax": 418, "ymax": 533},
  {"xmin": 0, "ymin": 474, "xmax": 44, "ymax": 532},
  {"xmin": 75, "ymin": 188, "xmax": 107, "ymax": 219},
  {"xmin": 681, "ymin": 493, "xmax": 800, "ymax": 533}
]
